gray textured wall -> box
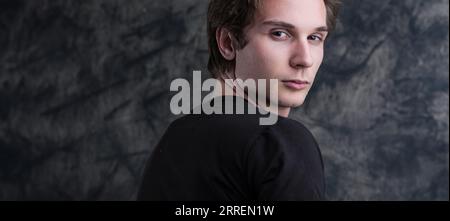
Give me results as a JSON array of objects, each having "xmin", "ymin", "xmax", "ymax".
[{"xmin": 0, "ymin": 0, "xmax": 448, "ymax": 200}]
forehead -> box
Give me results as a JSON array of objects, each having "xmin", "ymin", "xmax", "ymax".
[{"xmin": 254, "ymin": 0, "xmax": 327, "ymax": 29}]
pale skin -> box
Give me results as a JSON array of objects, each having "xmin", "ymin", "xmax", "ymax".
[{"xmin": 215, "ymin": 0, "xmax": 329, "ymax": 117}]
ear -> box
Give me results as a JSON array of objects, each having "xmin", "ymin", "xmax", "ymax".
[{"xmin": 216, "ymin": 27, "xmax": 236, "ymax": 61}]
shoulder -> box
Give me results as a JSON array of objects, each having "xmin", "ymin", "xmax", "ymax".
[
  {"xmin": 245, "ymin": 118, "xmax": 325, "ymax": 200},
  {"xmin": 167, "ymin": 113, "xmax": 319, "ymax": 148},
  {"xmin": 245, "ymin": 117, "xmax": 323, "ymax": 177},
  {"xmin": 265, "ymin": 117, "xmax": 320, "ymax": 149},
  {"xmin": 167, "ymin": 112, "xmax": 270, "ymax": 140}
]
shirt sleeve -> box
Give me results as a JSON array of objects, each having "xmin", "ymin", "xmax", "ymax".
[{"xmin": 245, "ymin": 121, "xmax": 325, "ymax": 201}]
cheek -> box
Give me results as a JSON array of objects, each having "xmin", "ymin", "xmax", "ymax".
[
  {"xmin": 313, "ymin": 46, "xmax": 324, "ymax": 65},
  {"xmin": 236, "ymin": 39, "xmax": 289, "ymax": 79},
  {"xmin": 235, "ymin": 50, "xmax": 256, "ymax": 79},
  {"xmin": 312, "ymin": 47, "xmax": 324, "ymax": 69}
]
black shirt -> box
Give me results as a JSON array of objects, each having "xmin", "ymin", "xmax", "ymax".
[{"xmin": 138, "ymin": 95, "xmax": 325, "ymax": 201}]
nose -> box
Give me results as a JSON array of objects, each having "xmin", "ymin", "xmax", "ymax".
[{"xmin": 289, "ymin": 39, "xmax": 313, "ymax": 69}]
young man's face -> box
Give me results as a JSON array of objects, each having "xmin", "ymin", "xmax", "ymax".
[{"xmin": 234, "ymin": 0, "xmax": 328, "ymax": 116}]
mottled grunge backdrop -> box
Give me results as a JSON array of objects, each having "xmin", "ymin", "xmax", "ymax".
[{"xmin": 0, "ymin": 0, "xmax": 448, "ymax": 200}]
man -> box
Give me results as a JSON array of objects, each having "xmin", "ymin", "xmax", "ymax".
[{"xmin": 138, "ymin": 0, "xmax": 341, "ymax": 201}]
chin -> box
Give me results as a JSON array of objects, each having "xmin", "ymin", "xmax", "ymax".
[{"xmin": 278, "ymin": 96, "xmax": 305, "ymax": 108}]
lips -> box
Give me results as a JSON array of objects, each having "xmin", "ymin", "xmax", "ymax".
[{"xmin": 282, "ymin": 79, "xmax": 310, "ymax": 90}]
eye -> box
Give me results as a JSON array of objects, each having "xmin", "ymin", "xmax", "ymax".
[
  {"xmin": 308, "ymin": 34, "xmax": 323, "ymax": 42},
  {"xmin": 271, "ymin": 30, "xmax": 290, "ymax": 40}
]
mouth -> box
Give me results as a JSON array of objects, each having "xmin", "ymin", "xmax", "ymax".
[{"xmin": 281, "ymin": 79, "xmax": 310, "ymax": 90}]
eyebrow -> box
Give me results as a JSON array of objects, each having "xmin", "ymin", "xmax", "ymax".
[{"xmin": 262, "ymin": 20, "xmax": 329, "ymax": 32}]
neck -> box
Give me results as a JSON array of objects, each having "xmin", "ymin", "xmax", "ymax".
[{"xmin": 214, "ymin": 76, "xmax": 290, "ymax": 117}]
